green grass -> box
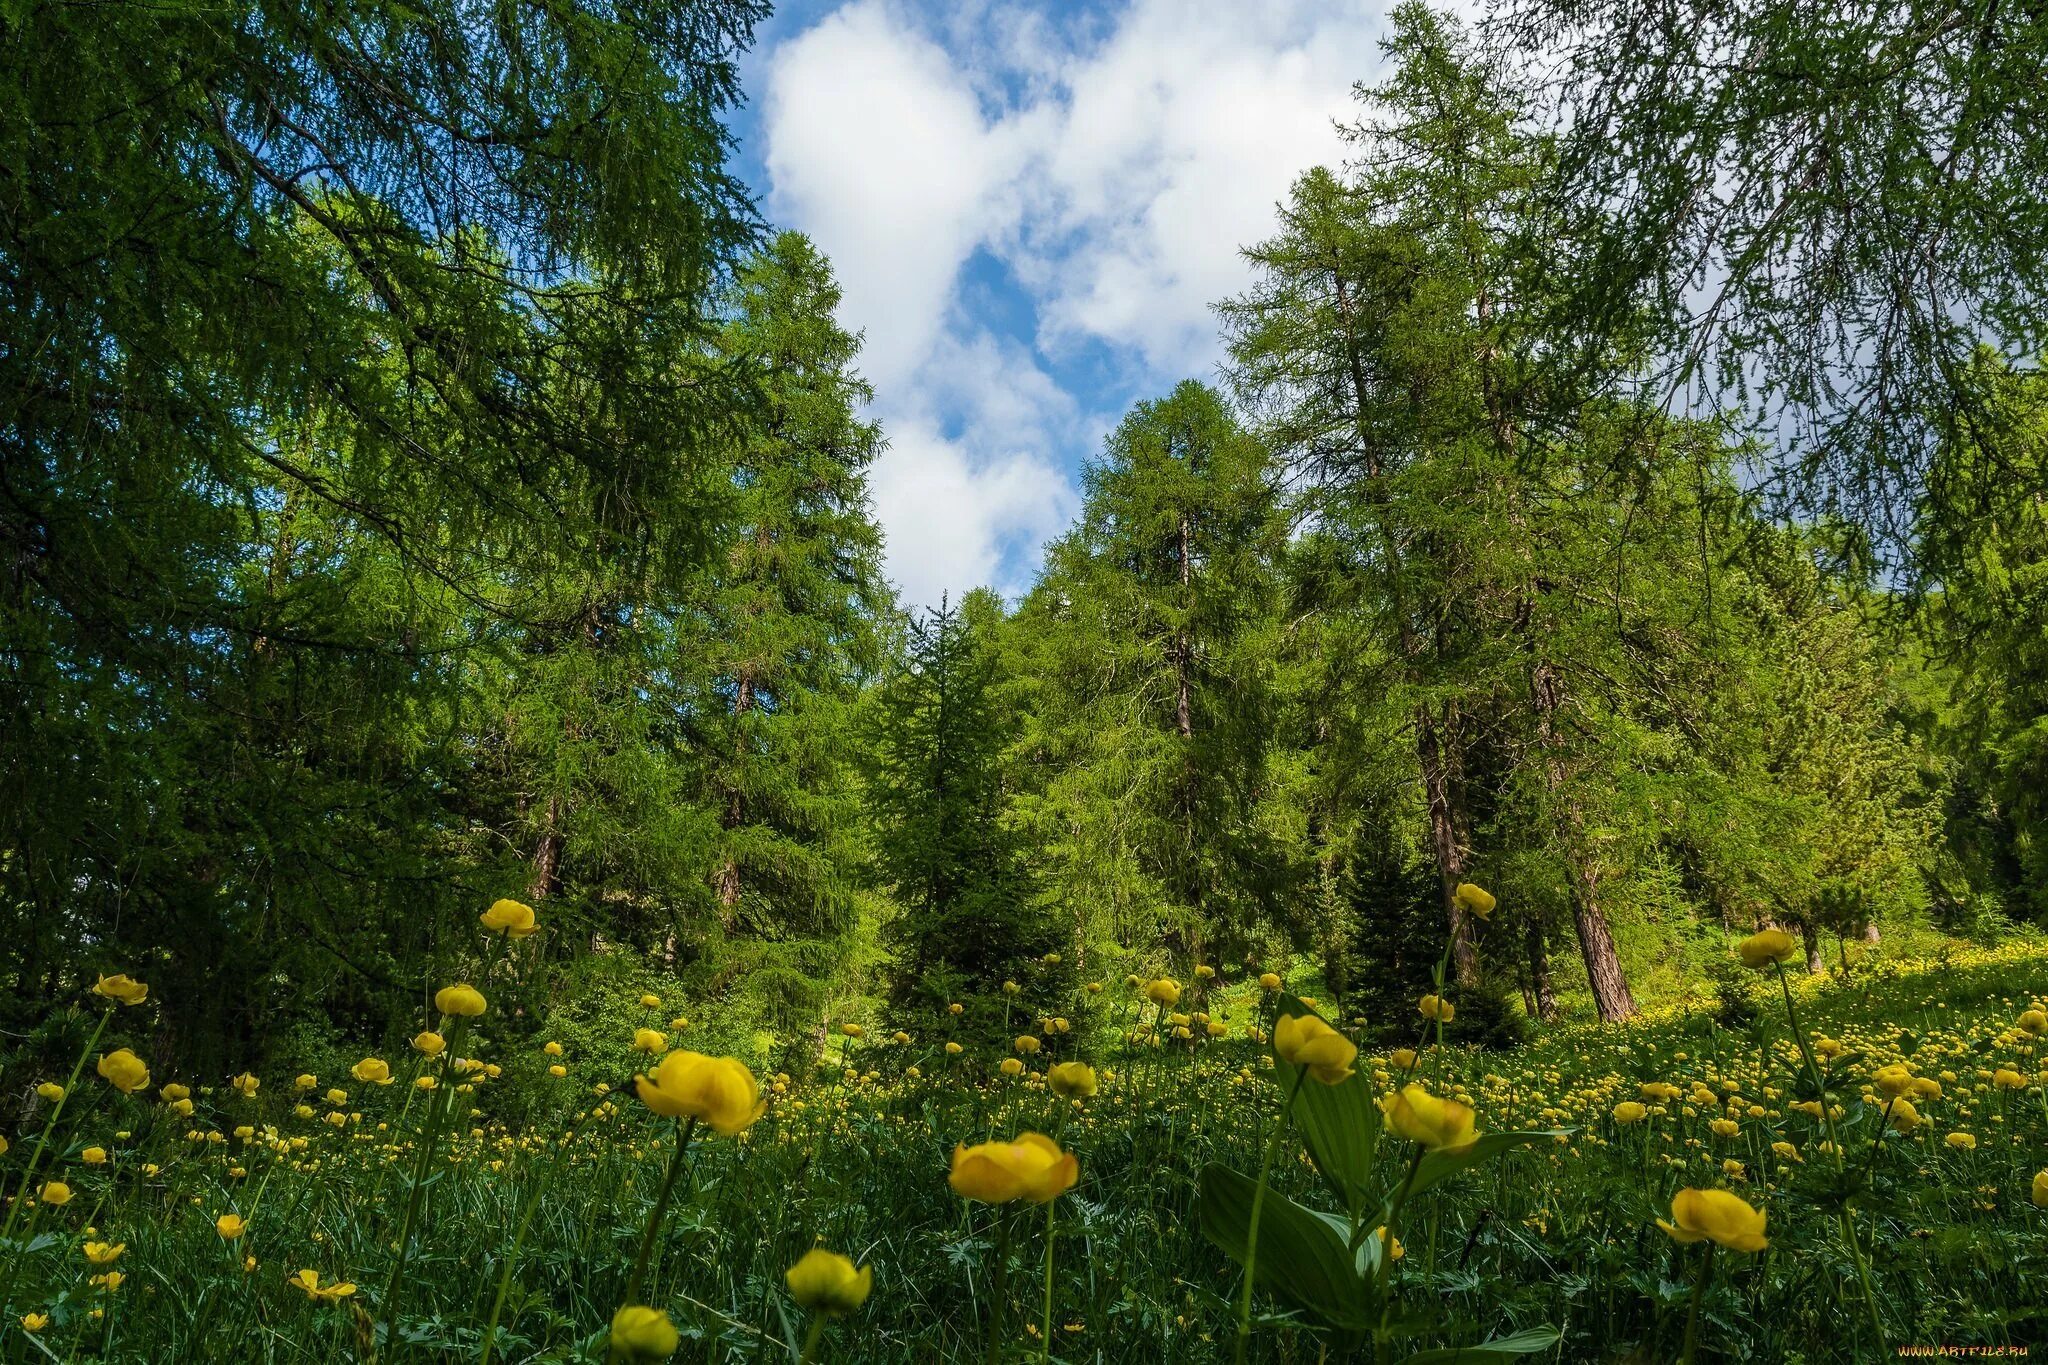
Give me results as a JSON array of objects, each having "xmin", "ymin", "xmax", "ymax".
[{"xmin": 4, "ymin": 939, "xmax": 2046, "ymax": 1363}]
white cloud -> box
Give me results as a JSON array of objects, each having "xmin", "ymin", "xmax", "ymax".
[{"xmin": 759, "ymin": 0, "xmax": 1392, "ymax": 606}]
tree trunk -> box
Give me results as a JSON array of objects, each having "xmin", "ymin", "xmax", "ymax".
[
  {"xmin": 1526, "ymin": 915, "xmax": 1560, "ymax": 1022},
  {"xmin": 1417, "ymin": 707, "xmax": 1479, "ymax": 988},
  {"xmin": 1862, "ymin": 920, "xmax": 1881, "ymax": 945},
  {"xmin": 1530, "ymin": 658, "xmax": 1636, "ymax": 1021},
  {"xmin": 1801, "ymin": 920, "xmax": 1824, "ymax": 976},
  {"xmin": 527, "ymin": 795, "xmax": 562, "ymax": 903}
]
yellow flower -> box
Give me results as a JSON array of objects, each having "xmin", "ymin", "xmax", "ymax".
[
  {"xmin": 610, "ymin": 1305, "xmax": 679, "ymax": 1361},
  {"xmin": 479, "ymin": 897, "xmax": 538, "ymax": 937},
  {"xmin": 948, "ymin": 1002, "xmax": 964, "ymax": 1014},
  {"xmin": 944, "ymin": 1042, "xmax": 964, "ymax": 1056},
  {"xmin": 39, "ymin": 1181, "xmax": 70, "ymax": 1206},
  {"xmin": 1709, "ymin": 1118, "xmax": 1739, "ymax": 1138},
  {"xmin": 1737, "ymin": 928, "xmax": 1798, "ymax": 969},
  {"xmin": 949, "ymin": 1132, "xmax": 1079, "ymax": 1204},
  {"xmin": 1259, "ymin": 973, "xmax": 1282, "ymax": 992},
  {"xmin": 91, "ymin": 1271, "xmax": 124, "ymax": 1292},
  {"xmin": 290, "ymin": 1269, "xmax": 356, "ymax": 1302},
  {"xmin": 412, "ymin": 1031, "xmax": 446, "ymax": 1057},
  {"xmin": 1611, "ymin": 1101, "xmax": 1648, "ymax": 1125},
  {"xmin": 1381, "ymin": 1085, "xmax": 1480, "ymax": 1153},
  {"xmin": 434, "ymin": 984, "xmax": 486, "ymax": 1017},
  {"xmin": 92, "ymin": 974, "xmax": 149, "ymax": 1006},
  {"xmin": 785, "ymin": 1247, "xmax": 874, "ymax": 1316},
  {"xmin": 83, "ymin": 1241, "xmax": 125, "ymax": 1265},
  {"xmin": 1912, "ymin": 1077, "xmax": 1944, "ymax": 1100},
  {"xmin": 1639, "ymin": 1082, "xmax": 1680, "ymax": 1102},
  {"xmin": 634, "ymin": 1051, "xmax": 764, "ymax": 1135},
  {"xmin": 1872, "ymin": 1064, "xmax": 1914, "ymax": 1098},
  {"xmin": 1194, "ymin": 964, "xmax": 1215, "ymax": 980},
  {"xmin": 1993, "ymin": 1068, "xmax": 2026, "ymax": 1090},
  {"xmin": 35, "ymin": 1081, "xmax": 64, "ymax": 1104},
  {"xmin": 633, "ymin": 1028, "xmax": 667, "ymax": 1055},
  {"xmin": 21, "ymin": 1313, "xmax": 48, "ymax": 1333},
  {"xmin": 1002, "ymin": 980, "xmax": 1020, "ymax": 996},
  {"xmin": 2032, "ymin": 1169, "xmax": 2048, "ymax": 1208},
  {"xmin": 1886, "ymin": 1098, "xmax": 1920, "ymax": 1132},
  {"xmin": 999, "ymin": 1057, "xmax": 1024, "ymax": 1077},
  {"xmin": 81, "ymin": 1146, "xmax": 107, "ymax": 1165},
  {"xmin": 1014, "ymin": 1035, "xmax": 1041, "ymax": 1055},
  {"xmin": 231, "ymin": 1072, "xmax": 260, "ymax": 1098},
  {"xmin": 351, "ymin": 1058, "xmax": 393, "ymax": 1086},
  {"xmin": 1389, "ymin": 1048, "xmax": 1418, "ymax": 1073},
  {"xmin": 217, "ymin": 1213, "xmax": 247, "ymax": 1239},
  {"xmin": 1946, "ymin": 1132, "xmax": 1977, "ymax": 1151},
  {"xmin": 2019, "ymin": 1009, "xmax": 2048, "ymax": 1037},
  {"xmin": 414, "ymin": 1075, "xmax": 437, "ymax": 1091},
  {"xmin": 1418, "ymin": 994, "xmax": 1455, "ymax": 1023},
  {"xmin": 1273, "ymin": 1013, "xmax": 1357, "ymax": 1085},
  {"xmin": 1656, "ymin": 1188, "xmax": 1767, "ymax": 1252},
  {"xmin": 170, "ymin": 1097, "xmax": 194, "ymax": 1117},
  {"xmin": 161, "ymin": 1083, "xmax": 190, "ymax": 1102},
  {"xmin": 97, "ymin": 1049, "xmax": 150, "ymax": 1094},
  {"xmin": 1374, "ymin": 1225, "xmax": 1404, "ymax": 1261},
  {"xmin": 1453, "ymin": 883, "xmax": 1497, "ymax": 919},
  {"xmin": 1144, "ymin": 978, "xmax": 1181, "ymax": 1007},
  {"xmin": 1048, "ymin": 1062, "xmax": 1098, "ymax": 1099},
  {"xmin": 1771, "ymin": 1140, "xmax": 1799, "ymax": 1161},
  {"xmin": 544, "ymin": 1041, "xmax": 564, "ymax": 1056},
  {"xmin": 549, "ymin": 1064, "xmax": 568, "ymax": 1078},
  {"xmin": 839, "ymin": 1023, "xmax": 863, "ymax": 1039}
]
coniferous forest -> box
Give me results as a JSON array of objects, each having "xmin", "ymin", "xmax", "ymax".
[{"xmin": 4, "ymin": 3, "xmax": 2048, "ymax": 1362}]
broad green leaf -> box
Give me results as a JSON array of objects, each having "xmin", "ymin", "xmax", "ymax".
[
  {"xmin": 1198, "ymin": 1162, "xmax": 1375, "ymax": 1329},
  {"xmin": 1272, "ymin": 993, "xmax": 1380, "ymax": 1208},
  {"xmin": 1394, "ymin": 1130, "xmax": 1571, "ymax": 1208},
  {"xmin": 1398, "ymin": 1326, "xmax": 1562, "ymax": 1363}
]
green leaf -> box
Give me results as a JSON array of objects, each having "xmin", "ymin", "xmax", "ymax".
[
  {"xmin": 1272, "ymin": 994, "xmax": 1380, "ymax": 1208},
  {"xmin": 1398, "ymin": 1326, "xmax": 1562, "ymax": 1363},
  {"xmin": 1399, "ymin": 1130, "xmax": 1570, "ymax": 1206},
  {"xmin": 1198, "ymin": 1162, "xmax": 1375, "ymax": 1329}
]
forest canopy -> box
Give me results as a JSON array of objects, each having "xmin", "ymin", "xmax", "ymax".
[{"xmin": 3, "ymin": 0, "xmax": 2044, "ymax": 1079}]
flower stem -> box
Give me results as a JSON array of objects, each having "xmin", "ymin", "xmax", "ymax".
[
  {"xmin": 795, "ymin": 1317, "xmax": 826, "ymax": 1365},
  {"xmin": 1679, "ymin": 1244, "xmax": 1714, "ymax": 1365},
  {"xmin": 1234, "ymin": 1069, "xmax": 1306, "ymax": 1365},
  {"xmin": 986, "ymin": 1207, "xmax": 1013, "ymax": 1365},
  {"xmin": 1040, "ymin": 1198, "xmax": 1057, "ymax": 1365},
  {"xmin": 624, "ymin": 1117, "xmax": 697, "ymax": 1307}
]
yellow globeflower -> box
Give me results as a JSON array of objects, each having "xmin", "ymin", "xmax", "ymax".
[
  {"xmin": 1993, "ymin": 1068, "xmax": 2026, "ymax": 1090},
  {"xmin": 1736, "ymin": 928, "xmax": 1798, "ymax": 969},
  {"xmin": 1657, "ymin": 1188, "xmax": 1767, "ymax": 1252},
  {"xmin": 634, "ymin": 1051, "xmax": 764, "ymax": 1135},
  {"xmin": 1014, "ymin": 1035, "xmax": 1041, "ymax": 1055},
  {"xmin": 1144, "ymin": 978, "xmax": 1181, "ymax": 1007},
  {"xmin": 294, "ymin": 1074, "xmax": 317, "ymax": 1091},
  {"xmin": 1389, "ymin": 1048, "xmax": 1419, "ymax": 1073},
  {"xmin": 1259, "ymin": 972, "xmax": 1282, "ymax": 992},
  {"xmin": 840, "ymin": 1023, "xmax": 864, "ymax": 1039},
  {"xmin": 1194, "ymin": 964, "xmax": 1215, "ymax": 980},
  {"xmin": 949, "ymin": 1132, "xmax": 1079, "ymax": 1204},
  {"xmin": 998, "ymin": 1057, "xmax": 1024, "ymax": 1077},
  {"xmin": 231, "ymin": 1072, "xmax": 260, "ymax": 1098},
  {"xmin": 944, "ymin": 1042, "xmax": 964, "ymax": 1056},
  {"xmin": 97, "ymin": 1049, "xmax": 150, "ymax": 1095},
  {"xmin": 544, "ymin": 1041, "xmax": 564, "ymax": 1056},
  {"xmin": 1946, "ymin": 1132, "xmax": 1977, "ymax": 1151},
  {"xmin": 479, "ymin": 897, "xmax": 538, "ymax": 937},
  {"xmin": 1612, "ymin": 1101, "xmax": 1647, "ymax": 1124},
  {"xmin": 39, "ymin": 1181, "xmax": 72, "ymax": 1206},
  {"xmin": 1453, "ymin": 883, "xmax": 1497, "ymax": 919},
  {"xmin": 1886, "ymin": 1098, "xmax": 1921, "ymax": 1133},
  {"xmin": 632, "ymin": 1028, "xmax": 667, "ymax": 1055},
  {"xmin": 2032, "ymin": 1169, "xmax": 2048, "ymax": 1208},
  {"xmin": 785, "ymin": 1248, "xmax": 874, "ymax": 1316},
  {"xmin": 412, "ymin": 1031, "xmax": 446, "ymax": 1057},
  {"xmin": 610, "ymin": 1305, "xmax": 679, "ymax": 1361},
  {"xmin": 1273, "ymin": 1013, "xmax": 1357, "ymax": 1085},
  {"xmin": 1048, "ymin": 1061, "xmax": 1098, "ymax": 1099},
  {"xmin": 160, "ymin": 1083, "xmax": 190, "ymax": 1102},
  {"xmin": 217, "ymin": 1213, "xmax": 248, "ymax": 1239},
  {"xmin": 2015, "ymin": 1008, "xmax": 2048, "ymax": 1036},
  {"xmin": 1380, "ymin": 1085, "xmax": 1480, "ymax": 1153},
  {"xmin": 434, "ymin": 984, "xmax": 486, "ymax": 1017},
  {"xmin": 1872, "ymin": 1064, "xmax": 1914, "ymax": 1098},
  {"xmin": 549, "ymin": 1064, "xmax": 568, "ymax": 1078},
  {"xmin": 1710, "ymin": 1118, "xmax": 1739, "ymax": 1138},
  {"xmin": 290, "ymin": 1269, "xmax": 356, "ymax": 1302},
  {"xmin": 35, "ymin": 1081, "xmax": 64, "ymax": 1104},
  {"xmin": 81, "ymin": 1146, "xmax": 107, "ymax": 1165},
  {"xmin": 1418, "ymin": 994, "xmax": 1455, "ymax": 1023},
  {"xmin": 351, "ymin": 1058, "xmax": 393, "ymax": 1086},
  {"xmin": 92, "ymin": 974, "xmax": 149, "ymax": 1006}
]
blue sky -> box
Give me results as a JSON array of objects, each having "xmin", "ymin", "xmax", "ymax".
[{"xmin": 723, "ymin": 0, "xmax": 1398, "ymax": 606}]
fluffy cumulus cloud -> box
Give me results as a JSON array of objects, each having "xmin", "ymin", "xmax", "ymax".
[{"xmin": 760, "ymin": 0, "xmax": 1390, "ymax": 606}]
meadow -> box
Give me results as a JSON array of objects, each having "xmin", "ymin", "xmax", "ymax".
[{"xmin": 3, "ymin": 902, "xmax": 2046, "ymax": 1364}]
